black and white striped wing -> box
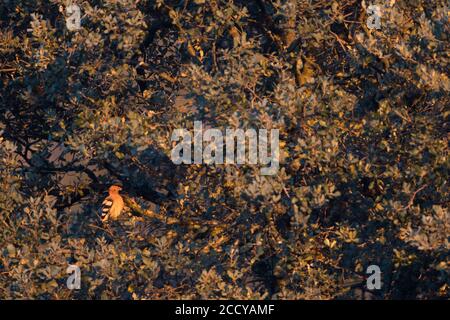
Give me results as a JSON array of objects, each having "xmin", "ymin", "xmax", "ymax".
[{"xmin": 100, "ymin": 196, "xmax": 113, "ymax": 221}]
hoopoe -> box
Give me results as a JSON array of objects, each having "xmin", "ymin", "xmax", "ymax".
[{"xmin": 100, "ymin": 185, "xmax": 124, "ymax": 222}]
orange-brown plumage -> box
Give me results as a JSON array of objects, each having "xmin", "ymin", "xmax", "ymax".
[{"xmin": 101, "ymin": 185, "xmax": 124, "ymax": 222}]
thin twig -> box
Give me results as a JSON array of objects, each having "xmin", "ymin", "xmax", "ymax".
[
  {"xmin": 403, "ymin": 184, "xmax": 428, "ymax": 211},
  {"xmin": 87, "ymin": 223, "xmax": 115, "ymax": 238}
]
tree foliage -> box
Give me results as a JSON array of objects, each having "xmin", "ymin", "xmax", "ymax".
[{"xmin": 0, "ymin": 0, "xmax": 448, "ymax": 299}]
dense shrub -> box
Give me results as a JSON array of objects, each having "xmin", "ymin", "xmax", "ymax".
[{"xmin": 0, "ymin": 0, "xmax": 448, "ymax": 299}]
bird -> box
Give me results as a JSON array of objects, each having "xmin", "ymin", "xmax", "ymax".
[{"xmin": 100, "ymin": 185, "xmax": 124, "ymax": 222}]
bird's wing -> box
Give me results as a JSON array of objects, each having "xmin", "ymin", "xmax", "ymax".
[{"xmin": 100, "ymin": 196, "xmax": 113, "ymax": 221}]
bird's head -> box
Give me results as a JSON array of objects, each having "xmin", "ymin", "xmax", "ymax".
[{"xmin": 109, "ymin": 185, "xmax": 122, "ymax": 194}]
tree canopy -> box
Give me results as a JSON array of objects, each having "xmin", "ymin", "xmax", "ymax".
[{"xmin": 0, "ymin": 0, "xmax": 448, "ymax": 299}]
